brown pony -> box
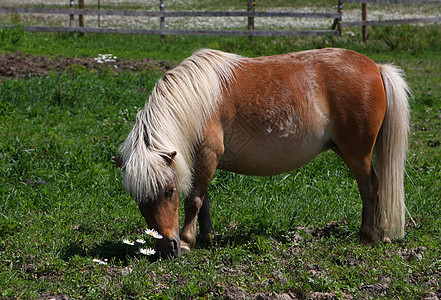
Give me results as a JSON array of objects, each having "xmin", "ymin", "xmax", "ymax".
[{"xmin": 116, "ymin": 48, "xmax": 410, "ymax": 257}]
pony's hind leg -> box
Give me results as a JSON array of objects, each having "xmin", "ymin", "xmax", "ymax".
[
  {"xmin": 333, "ymin": 148, "xmax": 381, "ymax": 244},
  {"xmin": 197, "ymin": 193, "xmax": 215, "ymax": 246},
  {"xmin": 356, "ymin": 162, "xmax": 383, "ymax": 244}
]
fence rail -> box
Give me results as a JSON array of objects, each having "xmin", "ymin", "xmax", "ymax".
[
  {"xmin": 0, "ymin": 2, "xmax": 342, "ymax": 39},
  {"xmin": 0, "ymin": 24, "xmax": 337, "ymax": 37},
  {"xmin": 345, "ymin": 16, "xmax": 441, "ymax": 27},
  {"xmin": 342, "ymin": 0, "xmax": 440, "ymax": 4},
  {"xmin": 341, "ymin": 0, "xmax": 441, "ymax": 40},
  {"xmin": 0, "ymin": 7, "xmax": 340, "ymax": 19}
]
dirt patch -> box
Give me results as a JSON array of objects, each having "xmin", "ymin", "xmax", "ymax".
[{"xmin": 0, "ymin": 51, "xmax": 174, "ymax": 81}]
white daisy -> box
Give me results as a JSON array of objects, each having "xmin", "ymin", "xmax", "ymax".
[
  {"xmin": 145, "ymin": 229, "xmax": 163, "ymax": 239},
  {"xmin": 123, "ymin": 239, "xmax": 135, "ymax": 246},
  {"xmin": 140, "ymin": 248, "xmax": 156, "ymax": 256},
  {"xmin": 93, "ymin": 258, "xmax": 108, "ymax": 265}
]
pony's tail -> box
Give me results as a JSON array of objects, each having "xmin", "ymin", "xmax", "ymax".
[{"xmin": 375, "ymin": 64, "xmax": 410, "ymax": 239}]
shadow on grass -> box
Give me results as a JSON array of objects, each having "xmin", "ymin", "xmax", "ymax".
[
  {"xmin": 61, "ymin": 240, "xmax": 156, "ymax": 265},
  {"xmin": 207, "ymin": 218, "xmax": 356, "ymax": 252}
]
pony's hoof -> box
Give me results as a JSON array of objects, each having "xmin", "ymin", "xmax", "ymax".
[
  {"xmin": 181, "ymin": 240, "xmax": 191, "ymax": 253},
  {"xmin": 359, "ymin": 232, "xmax": 378, "ymax": 245},
  {"xmin": 382, "ymin": 237, "xmax": 391, "ymax": 243},
  {"xmin": 197, "ymin": 232, "xmax": 217, "ymax": 248}
]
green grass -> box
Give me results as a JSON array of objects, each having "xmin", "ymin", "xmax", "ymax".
[
  {"xmin": 1, "ymin": 25, "xmax": 441, "ymax": 298},
  {"xmin": 1, "ymin": 24, "xmax": 441, "ymax": 62}
]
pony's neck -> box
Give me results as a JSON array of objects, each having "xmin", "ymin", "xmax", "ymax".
[{"xmin": 141, "ymin": 49, "xmax": 243, "ymax": 194}]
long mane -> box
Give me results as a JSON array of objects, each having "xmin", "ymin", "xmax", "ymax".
[{"xmin": 121, "ymin": 49, "xmax": 242, "ymax": 203}]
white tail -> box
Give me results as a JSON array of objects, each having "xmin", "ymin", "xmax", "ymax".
[{"xmin": 375, "ymin": 64, "xmax": 410, "ymax": 239}]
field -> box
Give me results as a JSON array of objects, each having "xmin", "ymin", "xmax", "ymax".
[{"xmin": 1, "ymin": 16, "xmax": 441, "ymax": 300}]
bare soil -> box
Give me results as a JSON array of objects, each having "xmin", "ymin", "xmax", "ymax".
[{"xmin": 0, "ymin": 51, "xmax": 174, "ymax": 81}]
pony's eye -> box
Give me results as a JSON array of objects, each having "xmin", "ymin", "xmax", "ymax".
[{"xmin": 164, "ymin": 187, "xmax": 175, "ymax": 198}]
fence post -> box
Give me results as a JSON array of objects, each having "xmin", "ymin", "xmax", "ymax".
[
  {"xmin": 69, "ymin": 0, "xmax": 74, "ymax": 27},
  {"xmin": 362, "ymin": 3, "xmax": 368, "ymax": 41},
  {"xmin": 160, "ymin": 0, "xmax": 165, "ymax": 41},
  {"xmin": 337, "ymin": 0, "xmax": 343, "ymax": 36},
  {"xmin": 98, "ymin": 0, "xmax": 101, "ymax": 27},
  {"xmin": 79, "ymin": 0, "xmax": 85, "ymax": 27},
  {"xmin": 247, "ymin": 0, "xmax": 255, "ymax": 45}
]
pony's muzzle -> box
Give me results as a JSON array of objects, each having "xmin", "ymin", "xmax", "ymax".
[{"xmin": 156, "ymin": 237, "xmax": 181, "ymax": 258}]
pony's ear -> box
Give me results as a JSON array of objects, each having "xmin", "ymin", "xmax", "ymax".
[
  {"xmin": 160, "ymin": 151, "xmax": 177, "ymax": 165},
  {"xmin": 112, "ymin": 156, "xmax": 124, "ymax": 169}
]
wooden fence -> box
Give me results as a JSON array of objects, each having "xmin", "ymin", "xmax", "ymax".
[
  {"xmin": 1, "ymin": 0, "xmax": 440, "ymax": 41},
  {"xmin": 0, "ymin": 1, "xmax": 342, "ymax": 40},
  {"xmin": 341, "ymin": 0, "xmax": 441, "ymax": 40}
]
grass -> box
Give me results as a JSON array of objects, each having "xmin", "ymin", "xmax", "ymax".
[
  {"xmin": 1, "ymin": 24, "xmax": 441, "ymax": 61},
  {"xmin": 0, "ymin": 24, "xmax": 441, "ymax": 298}
]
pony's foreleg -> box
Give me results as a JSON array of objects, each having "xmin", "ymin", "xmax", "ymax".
[
  {"xmin": 180, "ymin": 191, "xmax": 214, "ymax": 251},
  {"xmin": 180, "ymin": 173, "xmax": 217, "ymax": 251},
  {"xmin": 180, "ymin": 126, "xmax": 223, "ymax": 251},
  {"xmin": 181, "ymin": 192, "xmax": 204, "ymax": 252}
]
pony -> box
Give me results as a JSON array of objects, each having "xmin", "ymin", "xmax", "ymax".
[{"xmin": 115, "ymin": 48, "xmax": 410, "ymax": 257}]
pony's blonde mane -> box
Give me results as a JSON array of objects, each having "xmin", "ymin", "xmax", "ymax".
[{"xmin": 121, "ymin": 49, "xmax": 242, "ymax": 203}]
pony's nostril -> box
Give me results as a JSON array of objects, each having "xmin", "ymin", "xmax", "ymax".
[{"xmin": 169, "ymin": 238, "xmax": 181, "ymax": 257}]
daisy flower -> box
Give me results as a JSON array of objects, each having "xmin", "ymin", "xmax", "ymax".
[
  {"xmin": 145, "ymin": 229, "xmax": 163, "ymax": 239},
  {"xmin": 136, "ymin": 239, "xmax": 146, "ymax": 244},
  {"xmin": 94, "ymin": 54, "xmax": 117, "ymax": 64},
  {"xmin": 140, "ymin": 248, "xmax": 156, "ymax": 256},
  {"xmin": 123, "ymin": 239, "xmax": 135, "ymax": 246},
  {"xmin": 93, "ymin": 258, "xmax": 108, "ymax": 265}
]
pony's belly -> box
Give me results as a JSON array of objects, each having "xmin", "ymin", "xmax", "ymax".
[
  {"xmin": 217, "ymin": 93, "xmax": 331, "ymax": 176},
  {"xmin": 219, "ymin": 136, "xmax": 328, "ymax": 176}
]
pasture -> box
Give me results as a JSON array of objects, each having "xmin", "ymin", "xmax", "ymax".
[{"xmin": 1, "ymin": 24, "xmax": 441, "ymax": 299}]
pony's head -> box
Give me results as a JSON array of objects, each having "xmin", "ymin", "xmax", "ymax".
[
  {"xmin": 136, "ymin": 151, "xmax": 182, "ymax": 257},
  {"xmin": 114, "ymin": 150, "xmax": 182, "ymax": 257}
]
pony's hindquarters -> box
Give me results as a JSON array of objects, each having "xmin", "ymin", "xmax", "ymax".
[{"xmin": 375, "ymin": 65, "xmax": 410, "ymax": 239}]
